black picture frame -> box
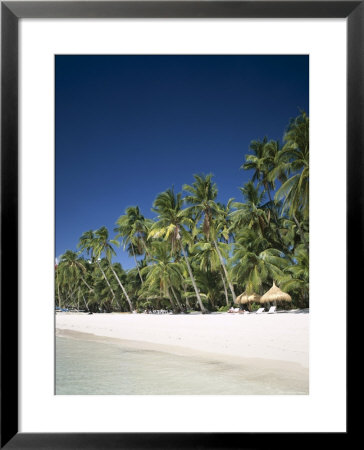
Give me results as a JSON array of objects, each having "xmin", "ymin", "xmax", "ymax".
[{"xmin": 1, "ymin": 1, "xmax": 356, "ymax": 448}]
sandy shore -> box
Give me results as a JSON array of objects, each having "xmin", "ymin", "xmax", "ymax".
[{"xmin": 56, "ymin": 312, "xmax": 309, "ymax": 369}]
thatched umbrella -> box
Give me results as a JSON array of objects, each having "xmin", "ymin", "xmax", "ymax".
[
  {"xmin": 261, "ymin": 281, "xmax": 291, "ymax": 304},
  {"xmin": 248, "ymin": 293, "xmax": 261, "ymax": 303},
  {"xmin": 235, "ymin": 292, "xmax": 262, "ymax": 313},
  {"xmin": 235, "ymin": 292, "xmax": 249, "ymax": 305}
]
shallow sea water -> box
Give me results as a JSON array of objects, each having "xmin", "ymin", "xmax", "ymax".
[{"xmin": 56, "ymin": 334, "xmax": 308, "ymax": 395}]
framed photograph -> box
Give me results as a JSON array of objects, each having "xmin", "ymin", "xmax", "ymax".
[{"xmin": 1, "ymin": 1, "xmax": 356, "ymax": 447}]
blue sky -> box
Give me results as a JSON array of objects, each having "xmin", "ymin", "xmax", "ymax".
[{"xmin": 56, "ymin": 55, "xmax": 309, "ymax": 269}]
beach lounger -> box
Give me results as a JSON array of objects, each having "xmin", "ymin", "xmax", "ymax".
[
  {"xmin": 267, "ymin": 306, "xmax": 277, "ymax": 314},
  {"xmin": 255, "ymin": 308, "xmax": 265, "ymax": 314}
]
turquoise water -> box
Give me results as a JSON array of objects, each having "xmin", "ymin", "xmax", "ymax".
[{"xmin": 56, "ymin": 334, "xmax": 308, "ymax": 395}]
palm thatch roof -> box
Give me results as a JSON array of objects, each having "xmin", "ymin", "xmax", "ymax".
[
  {"xmin": 235, "ymin": 292, "xmax": 249, "ymax": 305},
  {"xmin": 248, "ymin": 293, "xmax": 261, "ymax": 303},
  {"xmin": 235, "ymin": 292, "xmax": 261, "ymax": 304},
  {"xmin": 261, "ymin": 281, "xmax": 292, "ymax": 303}
]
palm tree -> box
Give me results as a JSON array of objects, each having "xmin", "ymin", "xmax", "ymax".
[
  {"xmin": 56, "ymin": 111, "xmax": 309, "ymax": 311},
  {"xmin": 274, "ymin": 111, "xmax": 309, "ymax": 247},
  {"xmin": 59, "ymin": 250, "xmax": 93, "ymax": 291},
  {"xmin": 76, "ymin": 277, "xmax": 91, "ymax": 312},
  {"xmin": 260, "ymin": 139, "xmax": 288, "ymax": 225},
  {"xmin": 114, "ymin": 206, "xmax": 151, "ymax": 283},
  {"xmin": 57, "ymin": 251, "xmax": 94, "ymax": 310},
  {"xmin": 193, "ymin": 270, "xmax": 221, "ymax": 310},
  {"xmin": 242, "ymin": 137, "xmax": 269, "ymax": 184},
  {"xmin": 78, "ymin": 230, "xmax": 117, "ymax": 304},
  {"xmin": 183, "ymin": 173, "xmax": 218, "ymax": 240},
  {"xmin": 191, "ymin": 240, "xmax": 230, "ymax": 306},
  {"xmin": 140, "ymin": 241, "xmax": 184, "ymax": 312},
  {"xmin": 55, "ymin": 264, "xmax": 62, "ymax": 308},
  {"xmin": 264, "ymin": 139, "xmax": 288, "ymax": 189},
  {"xmin": 184, "ymin": 174, "xmax": 237, "ymax": 302},
  {"xmin": 243, "ymin": 135, "xmax": 292, "ymax": 248},
  {"xmin": 148, "ymin": 188, "xmax": 207, "ymax": 313},
  {"xmin": 232, "ymin": 229, "xmax": 288, "ymax": 294},
  {"xmin": 93, "ymin": 226, "xmax": 134, "ymax": 312},
  {"xmin": 92, "ymin": 262, "xmax": 118, "ymax": 312},
  {"xmin": 230, "ymin": 182, "xmax": 270, "ymax": 236},
  {"xmin": 244, "ymin": 138, "xmax": 287, "ymax": 201},
  {"xmin": 280, "ymin": 245, "xmax": 309, "ymax": 307},
  {"xmin": 57, "ymin": 263, "xmax": 80, "ymax": 309},
  {"xmin": 214, "ymin": 199, "xmax": 234, "ymax": 242}
]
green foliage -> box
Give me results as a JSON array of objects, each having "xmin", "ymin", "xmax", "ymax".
[
  {"xmin": 56, "ymin": 112, "xmax": 309, "ymax": 312},
  {"xmin": 218, "ymin": 305, "xmax": 231, "ymax": 312},
  {"xmin": 250, "ymin": 302, "xmax": 261, "ymax": 312}
]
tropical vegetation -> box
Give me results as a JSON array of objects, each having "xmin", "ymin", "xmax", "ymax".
[{"xmin": 55, "ymin": 112, "xmax": 309, "ymax": 313}]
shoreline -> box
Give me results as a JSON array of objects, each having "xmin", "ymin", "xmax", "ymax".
[
  {"xmin": 56, "ymin": 328, "xmax": 309, "ymax": 395},
  {"xmin": 57, "ymin": 327, "xmax": 308, "ymax": 376},
  {"xmin": 56, "ymin": 312, "xmax": 309, "ymax": 369}
]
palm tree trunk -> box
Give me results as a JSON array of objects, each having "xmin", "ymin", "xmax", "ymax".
[
  {"xmin": 108, "ymin": 262, "xmax": 134, "ymax": 312},
  {"xmin": 96, "ymin": 260, "xmax": 121, "ymax": 310},
  {"xmin": 167, "ymin": 288, "xmax": 177, "ymax": 311},
  {"xmin": 267, "ymin": 187, "xmax": 287, "ymax": 250},
  {"xmin": 213, "ymin": 240, "xmax": 236, "ymax": 302},
  {"xmin": 96, "ymin": 260, "xmax": 116, "ymax": 299},
  {"xmin": 180, "ymin": 244, "xmax": 207, "ymax": 313},
  {"xmin": 171, "ymin": 285, "xmax": 183, "ymax": 311},
  {"xmin": 80, "ymin": 276, "xmax": 93, "ymax": 291},
  {"xmin": 220, "ymin": 269, "xmax": 229, "ymax": 306},
  {"xmin": 183, "ymin": 283, "xmax": 191, "ymax": 309},
  {"xmin": 57, "ymin": 278, "xmax": 62, "ymax": 308},
  {"xmin": 63, "ymin": 288, "xmax": 75, "ymax": 305},
  {"xmin": 131, "ymin": 245, "xmax": 144, "ymax": 284},
  {"xmin": 141, "ymin": 237, "xmax": 151, "ymax": 259},
  {"xmin": 66, "ymin": 285, "xmax": 78, "ymax": 303},
  {"xmin": 81, "ymin": 292, "xmax": 89, "ymax": 311}
]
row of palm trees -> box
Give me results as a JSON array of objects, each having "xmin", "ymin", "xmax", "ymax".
[{"xmin": 55, "ymin": 111, "xmax": 309, "ymax": 313}]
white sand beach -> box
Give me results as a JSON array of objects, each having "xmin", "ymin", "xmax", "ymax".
[{"xmin": 56, "ymin": 311, "xmax": 309, "ymax": 369}]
